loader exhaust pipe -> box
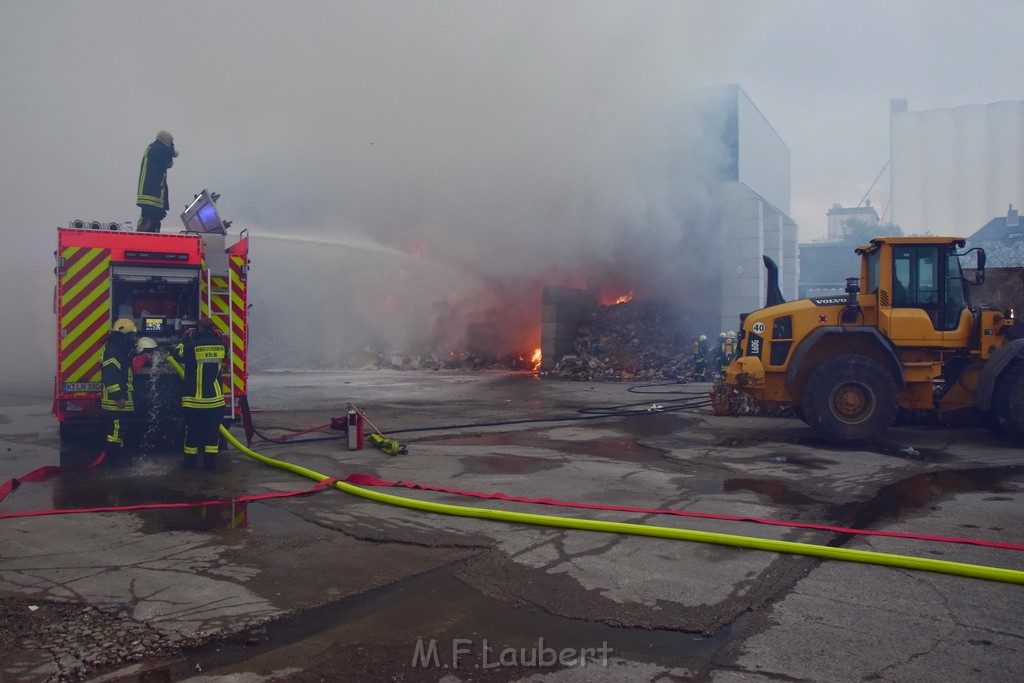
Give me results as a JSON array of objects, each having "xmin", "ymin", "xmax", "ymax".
[
  {"xmin": 841, "ymin": 277, "xmax": 862, "ymax": 324},
  {"xmin": 763, "ymin": 255, "xmax": 785, "ymax": 307}
]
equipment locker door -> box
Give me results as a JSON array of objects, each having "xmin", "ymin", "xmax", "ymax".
[{"xmin": 57, "ymin": 245, "xmax": 112, "ymax": 396}]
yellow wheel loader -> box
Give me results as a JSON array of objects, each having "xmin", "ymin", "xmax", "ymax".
[{"xmin": 725, "ymin": 237, "xmax": 1022, "ymax": 444}]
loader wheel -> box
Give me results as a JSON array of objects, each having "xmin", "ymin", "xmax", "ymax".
[
  {"xmin": 801, "ymin": 355, "xmax": 898, "ymax": 445},
  {"xmin": 991, "ymin": 360, "xmax": 1024, "ymax": 441}
]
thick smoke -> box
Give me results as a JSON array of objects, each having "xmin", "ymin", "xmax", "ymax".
[
  {"xmin": 0, "ymin": 1, "xmax": 749, "ymax": 389},
  {"xmin": 234, "ymin": 93, "xmax": 729, "ymax": 367}
]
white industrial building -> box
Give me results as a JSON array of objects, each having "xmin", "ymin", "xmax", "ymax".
[
  {"xmin": 890, "ymin": 98, "xmax": 1024, "ymax": 234},
  {"xmin": 700, "ymin": 85, "xmax": 799, "ymax": 333}
]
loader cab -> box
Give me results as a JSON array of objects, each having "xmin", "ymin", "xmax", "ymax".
[{"xmin": 865, "ymin": 237, "xmax": 977, "ymax": 347}]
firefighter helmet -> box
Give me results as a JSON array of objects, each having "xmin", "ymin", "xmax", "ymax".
[
  {"xmin": 156, "ymin": 130, "xmax": 178, "ymax": 157},
  {"xmin": 699, "ymin": 334, "xmax": 707, "ymax": 342},
  {"xmin": 112, "ymin": 318, "xmax": 137, "ymax": 334},
  {"xmin": 136, "ymin": 337, "xmax": 158, "ymax": 352},
  {"xmin": 719, "ymin": 332, "xmax": 727, "ymax": 339},
  {"xmin": 727, "ymin": 330, "xmax": 736, "ymax": 339}
]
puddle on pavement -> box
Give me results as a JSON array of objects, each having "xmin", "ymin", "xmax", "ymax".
[
  {"xmin": 13, "ymin": 444, "xmax": 323, "ymax": 536},
  {"xmin": 872, "ymin": 443, "xmax": 953, "ymax": 462},
  {"xmin": 719, "ymin": 466, "xmax": 1021, "ymax": 520},
  {"xmin": 759, "ymin": 453, "xmax": 832, "ymax": 469},
  {"xmin": 151, "ymin": 562, "xmax": 741, "ymax": 679},
  {"xmin": 429, "ymin": 433, "xmax": 669, "ymax": 468},
  {"xmin": 723, "ymin": 478, "xmax": 819, "ymax": 505},
  {"xmin": 717, "ymin": 434, "xmax": 826, "ymax": 449},
  {"xmin": 843, "ymin": 465, "xmax": 1023, "ymax": 529},
  {"xmin": 717, "ymin": 433, "xmax": 957, "ymax": 463}
]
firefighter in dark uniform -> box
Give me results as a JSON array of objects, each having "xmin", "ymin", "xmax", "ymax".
[
  {"xmin": 100, "ymin": 318, "xmax": 139, "ymax": 465},
  {"xmin": 136, "ymin": 130, "xmax": 178, "ymax": 233},
  {"xmin": 718, "ymin": 331, "xmax": 737, "ymax": 376},
  {"xmin": 692, "ymin": 334, "xmax": 709, "ymax": 381},
  {"xmin": 172, "ymin": 317, "xmax": 227, "ymax": 470}
]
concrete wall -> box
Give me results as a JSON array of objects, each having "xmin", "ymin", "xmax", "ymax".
[
  {"xmin": 540, "ymin": 286, "xmax": 593, "ymax": 371},
  {"xmin": 718, "ymin": 182, "xmax": 798, "ymax": 332},
  {"xmin": 689, "ymin": 84, "xmax": 792, "ymax": 217},
  {"xmin": 736, "ymin": 87, "xmax": 792, "ymax": 217},
  {"xmin": 782, "ymin": 217, "xmax": 800, "ymax": 299}
]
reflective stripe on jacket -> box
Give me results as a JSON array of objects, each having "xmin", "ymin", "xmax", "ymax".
[
  {"xmin": 137, "ymin": 141, "xmax": 174, "ymax": 210},
  {"xmin": 100, "ymin": 335, "xmax": 135, "ymax": 412},
  {"xmin": 173, "ymin": 330, "xmax": 227, "ymax": 409}
]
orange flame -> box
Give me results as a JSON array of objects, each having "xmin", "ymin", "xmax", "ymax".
[
  {"xmin": 613, "ymin": 291, "xmax": 634, "ymax": 304},
  {"xmin": 531, "ymin": 348, "xmax": 542, "ymax": 370}
]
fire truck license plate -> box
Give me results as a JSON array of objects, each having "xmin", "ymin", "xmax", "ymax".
[{"xmin": 63, "ymin": 382, "xmax": 102, "ymax": 393}]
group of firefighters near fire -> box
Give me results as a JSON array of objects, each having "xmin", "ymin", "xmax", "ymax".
[
  {"xmin": 101, "ymin": 317, "xmax": 229, "ymax": 470},
  {"xmin": 691, "ymin": 331, "xmax": 737, "ymax": 382},
  {"xmin": 98, "ymin": 130, "xmax": 232, "ymax": 470}
]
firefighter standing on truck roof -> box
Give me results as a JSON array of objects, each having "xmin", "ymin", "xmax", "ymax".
[
  {"xmin": 172, "ymin": 317, "xmax": 227, "ymax": 471},
  {"xmin": 136, "ymin": 130, "xmax": 178, "ymax": 233},
  {"xmin": 100, "ymin": 318, "xmax": 140, "ymax": 465}
]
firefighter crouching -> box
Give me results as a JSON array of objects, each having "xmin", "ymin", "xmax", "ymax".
[
  {"xmin": 100, "ymin": 318, "xmax": 141, "ymax": 465},
  {"xmin": 172, "ymin": 317, "xmax": 227, "ymax": 471}
]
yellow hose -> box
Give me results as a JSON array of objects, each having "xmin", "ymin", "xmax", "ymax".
[{"xmin": 166, "ymin": 358, "xmax": 1024, "ymax": 585}]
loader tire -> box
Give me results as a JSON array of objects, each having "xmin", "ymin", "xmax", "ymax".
[
  {"xmin": 801, "ymin": 355, "xmax": 898, "ymax": 445},
  {"xmin": 991, "ymin": 360, "xmax": 1024, "ymax": 441}
]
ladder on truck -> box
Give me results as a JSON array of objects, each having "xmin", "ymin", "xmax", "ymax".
[{"xmin": 201, "ymin": 235, "xmax": 237, "ymax": 417}]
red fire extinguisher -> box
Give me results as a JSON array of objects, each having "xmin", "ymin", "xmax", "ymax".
[{"xmin": 347, "ymin": 408, "xmax": 364, "ymax": 450}]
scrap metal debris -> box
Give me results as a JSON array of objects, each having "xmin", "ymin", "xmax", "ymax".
[
  {"xmin": 543, "ymin": 300, "xmax": 695, "ymax": 381},
  {"xmin": 710, "ymin": 380, "xmax": 796, "ymax": 418}
]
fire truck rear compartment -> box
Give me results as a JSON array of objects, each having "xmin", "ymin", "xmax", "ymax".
[{"xmin": 111, "ymin": 266, "xmax": 201, "ymax": 341}]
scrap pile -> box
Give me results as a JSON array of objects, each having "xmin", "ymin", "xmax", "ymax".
[
  {"xmin": 544, "ymin": 300, "xmax": 695, "ymax": 381},
  {"xmin": 709, "ymin": 380, "xmax": 796, "ymax": 418},
  {"xmin": 347, "ymin": 351, "xmax": 537, "ymax": 371}
]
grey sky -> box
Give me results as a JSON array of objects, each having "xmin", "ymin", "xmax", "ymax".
[{"xmin": 2, "ymin": 1, "xmax": 1022, "ymax": 393}]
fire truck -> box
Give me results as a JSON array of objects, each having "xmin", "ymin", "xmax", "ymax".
[{"xmin": 52, "ymin": 191, "xmax": 250, "ymax": 442}]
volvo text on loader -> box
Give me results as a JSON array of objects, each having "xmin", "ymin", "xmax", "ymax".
[{"xmin": 725, "ymin": 236, "xmax": 1023, "ymax": 444}]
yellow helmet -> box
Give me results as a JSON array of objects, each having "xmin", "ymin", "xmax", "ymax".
[{"xmin": 112, "ymin": 318, "xmax": 137, "ymax": 334}]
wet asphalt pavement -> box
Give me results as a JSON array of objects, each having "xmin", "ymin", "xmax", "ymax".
[{"xmin": 1, "ymin": 370, "xmax": 1023, "ymax": 682}]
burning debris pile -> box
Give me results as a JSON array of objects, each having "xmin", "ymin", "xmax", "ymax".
[
  {"xmin": 345, "ymin": 349, "xmax": 540, "ymax": 372},
  {"xmin": 544, "ymin": 299, "xmax": 694, "ymax": 381}
]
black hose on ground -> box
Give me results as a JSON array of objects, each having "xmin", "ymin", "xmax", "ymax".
[{"xmin": 249, "ymin": 386, "xmax": 712, "ymax": 444}]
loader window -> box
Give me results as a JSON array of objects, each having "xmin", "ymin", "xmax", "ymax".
[
  {"xmin": 891, "ymin": 245, "xmax": 963, "ymax": 331},
  {"xmin": 945, "ymin": 251, "xmax": 968, "ymax": 323},
  {"xmin": 865, "ymin": 251, "xmax": 879, "ymax": 293}
]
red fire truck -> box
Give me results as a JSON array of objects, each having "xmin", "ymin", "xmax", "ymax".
[{"xmin": 52, "ymin": 191, "xmax": 250, "ymax": 442}]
